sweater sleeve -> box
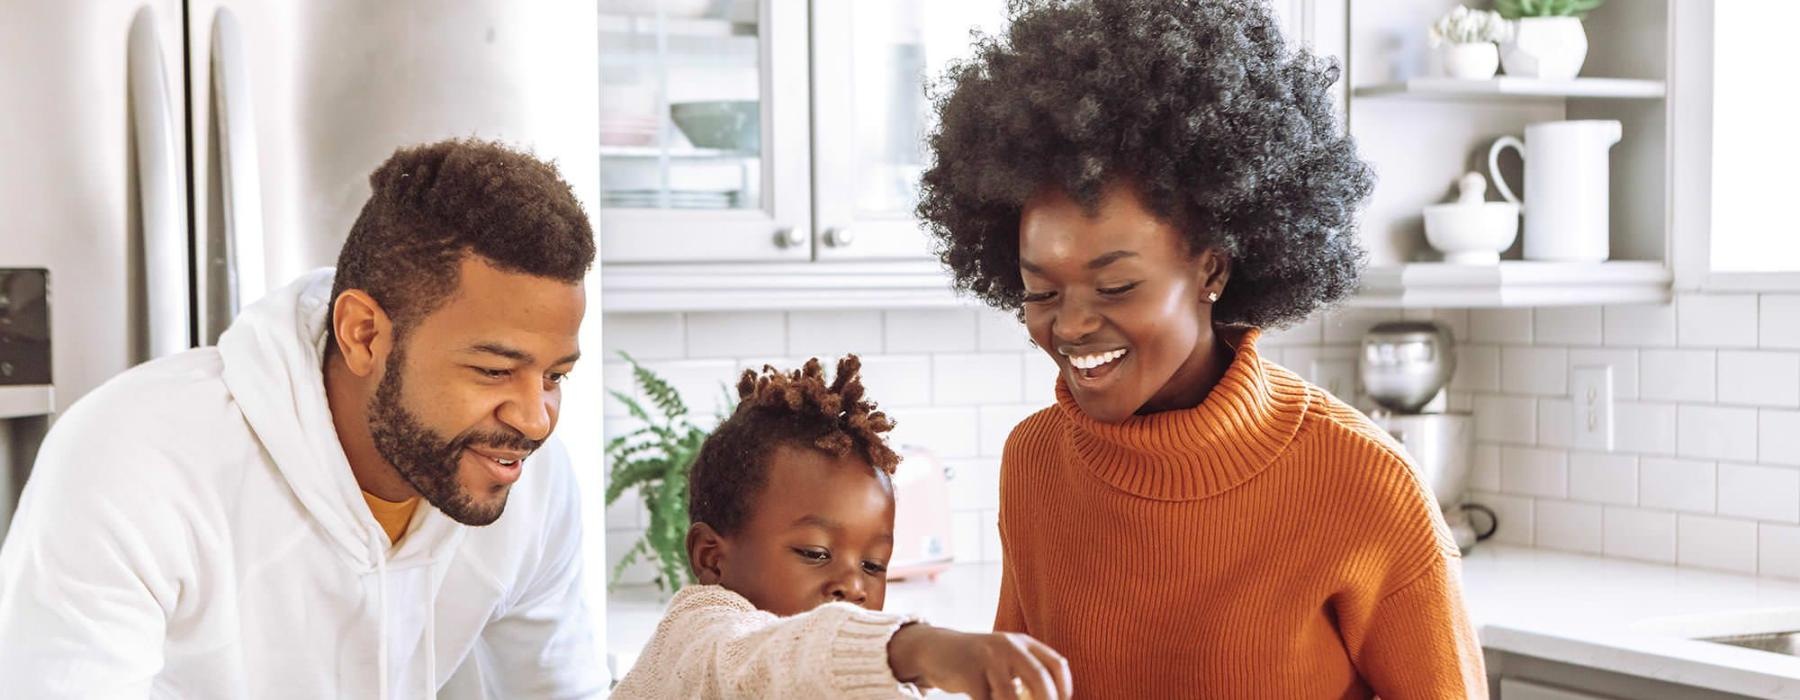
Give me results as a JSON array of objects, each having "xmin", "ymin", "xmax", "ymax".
[
  {"xmin": 610, "ymin": 587, "xmax": 921, "ymax": 700},
  {"xmin": 1343, "ymin": 556, "xmax": 1488, "ymax": 699}
]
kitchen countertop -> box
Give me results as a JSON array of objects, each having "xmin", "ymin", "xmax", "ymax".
[{"xmin": 606, "ymin": 546, "xmax": 1800, "ymax": 697}]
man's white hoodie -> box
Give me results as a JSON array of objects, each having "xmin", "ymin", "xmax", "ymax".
[{"xmin": 0, "ymin": 270, "xmax": 605, "ymax": 698}]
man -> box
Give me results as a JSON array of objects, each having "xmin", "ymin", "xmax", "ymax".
[{"xmin": 0, "ymin": 139, "xmax": 604, "ymax": 697}]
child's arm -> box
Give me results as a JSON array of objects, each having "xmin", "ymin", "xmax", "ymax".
[{"xmin": 610, "ymin": 585, "xmax": 918, "ymax": 699}]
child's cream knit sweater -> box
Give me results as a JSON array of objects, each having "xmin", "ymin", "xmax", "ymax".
[{"xmin": 611, "ymin": 585, "xmax": 923, "ymax": 699}]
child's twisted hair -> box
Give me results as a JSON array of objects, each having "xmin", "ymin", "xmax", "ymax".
[{"xmin": 688, "ymin": 355, "xmax": 900, "ymax": 534}]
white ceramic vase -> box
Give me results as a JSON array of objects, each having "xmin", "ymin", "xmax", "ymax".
[
  {"xmin": 1440, "ymin": 43, "xmax": 1500, "ymax": 80},
  {"xmin": 1500, "ymin": 17, "xmax": 1588, "ymax": 80}
]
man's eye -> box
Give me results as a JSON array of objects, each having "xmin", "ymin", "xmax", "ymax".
[
  {"xmin": 547, "ymin": 372, "xmax": 569, "ymax": 385},
  {"xmin": 473, "ymin": 367, "xmax": 510, "ymax": 380}
]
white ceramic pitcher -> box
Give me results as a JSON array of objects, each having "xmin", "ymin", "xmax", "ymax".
[{"xmin": 1486, "ymin": 120, "xmax": 1622, "ymax": 262}]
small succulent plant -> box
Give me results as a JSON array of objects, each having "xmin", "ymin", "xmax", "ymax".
[
  {"xmin": 1495, "ymin": 0, "xmax": 1606, "ymax": 20},
  {"xmin": 1430, "ymin": 6, "xmax": 1513, "ymax": 46}
]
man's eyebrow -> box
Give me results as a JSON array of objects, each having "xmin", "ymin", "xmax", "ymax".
[{"xmin": 464, "ymin": 343, "xmax": 582, "ymax": 366}]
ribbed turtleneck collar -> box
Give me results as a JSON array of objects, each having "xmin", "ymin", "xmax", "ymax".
[{"xmin": 1053, "ymin": 326, "xmax": 1312, "ymax": 501}]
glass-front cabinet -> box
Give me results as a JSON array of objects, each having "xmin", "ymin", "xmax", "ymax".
[{"xmin": 598, "ymin": 0, "xmax": 1008, "ymax": 263}]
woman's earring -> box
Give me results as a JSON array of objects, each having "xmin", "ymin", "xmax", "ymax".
[{"xmin": 1207, "ymin": 291, "xmax": 1220, "ymax": 303}]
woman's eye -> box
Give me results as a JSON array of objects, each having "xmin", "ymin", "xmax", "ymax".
[
  {"xmin": 1022, "ymin": 290, "xmax": 1057, "ymax": 303},
  {"xmin": 1098, "ymin": 282, "xmax": 1140, "ymax": 296},
  {"xmin": 793, "ymin": 547, "xmax": 830, "ymax": 563}
]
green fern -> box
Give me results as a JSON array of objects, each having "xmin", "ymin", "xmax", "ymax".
[
  {"xmin": 1496, "ymin": 0, "xmax": 1605, "ymax": 19},
  {"xmin": 603, "ymin": 352, "xmax": 735, "ymax": 594}
]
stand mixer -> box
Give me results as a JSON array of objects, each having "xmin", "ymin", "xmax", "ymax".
[{"xmin": 1360, "ymin": 321, "xmax": 1495, "ymax": 551}]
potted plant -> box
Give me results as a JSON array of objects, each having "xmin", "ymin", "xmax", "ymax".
[
  {"xmin": 1496, "ymin": 0, "xmax": 1606, "ymax": 80},
  {"xmin": 1429, "ymin": 6, "xmax": 1512, "ymax": 80},
  {"xmin": 604, "ymin": 353, "xmax": 733, "ymax": 593}
]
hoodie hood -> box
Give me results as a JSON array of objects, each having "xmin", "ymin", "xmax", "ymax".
[{"xmin": 217, "ymin": 268, "xmax": 457, "ymax": 570}]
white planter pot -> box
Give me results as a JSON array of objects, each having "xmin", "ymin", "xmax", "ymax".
[
  {"xmin": 1501, "ymin": 17, "xmax": 1588, "ymax": 80},
  {"xmin": 1440, "ymin": 43, "xmax": 1499, "ymax": 80}
]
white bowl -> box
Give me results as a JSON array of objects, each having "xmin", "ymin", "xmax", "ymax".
[{"xmin": 1423, "ymin": 201, "xmax": 1520, "ymax": 264}]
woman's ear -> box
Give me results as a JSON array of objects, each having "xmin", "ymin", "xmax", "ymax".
[
  {"xmin": 1196, "ymin": 247, "xmax": 1231, "ymax": 303},
  {"xmin": 686, "ymin": 522, "xmax": 728, "ymax": 585}
]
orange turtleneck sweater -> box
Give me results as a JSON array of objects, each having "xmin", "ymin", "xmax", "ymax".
[{"xmin": 994, "ymin": 327, "xmax": 1486, "ymax": 699}]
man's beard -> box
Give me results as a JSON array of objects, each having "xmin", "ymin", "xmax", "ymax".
[{"xmin": 366, "ymin": 344, "xmax": 541, "ymax": 526}]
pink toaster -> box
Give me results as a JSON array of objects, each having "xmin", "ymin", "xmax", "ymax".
[{"xmin": 886, "ymin": 446, "xmax": 955, "ymax": 582}]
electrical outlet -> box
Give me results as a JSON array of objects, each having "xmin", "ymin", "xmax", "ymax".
[
  {"xmin": 1310, "ymin": 359, "xmax": 1357, "ymax": 400},
  {"xmin": 1572, "ymin": 365, "xmax": 1614, "ymax": 451}
]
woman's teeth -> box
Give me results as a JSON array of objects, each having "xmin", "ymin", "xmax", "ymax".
[{"xmin": 1069, "ymin": 348, "xmax": 1128, "ymax": 370}]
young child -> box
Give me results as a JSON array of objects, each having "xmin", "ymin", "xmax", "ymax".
[{"xmin": 611, "ymin": 356, "xmax": 1071, "ymax": 700}]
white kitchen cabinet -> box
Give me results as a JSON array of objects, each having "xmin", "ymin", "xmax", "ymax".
[{"xmin": 600, "ymin": 0, "xmax": 1006, "ymax": 272}]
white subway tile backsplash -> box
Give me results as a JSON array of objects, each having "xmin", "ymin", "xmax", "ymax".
[
  {"xmin": 1604, "ymin": 507, "xmax": 1677, "ymax": 563},
  {"xmin": 1534, "ymin": 307, "xmax": 1603, "ymax": 346},
  {"xmin": 1476, "ymin": 395, "xmax": 1537, "ymax": 445},
  {"xmin": 1567, "ymin": 349, "xmax": 1639, "ymax": 400},
  {"xmin": 951, "ymin": 511, "xmax": 983, "ymax": 564},
  {"xmin": 1761, "ymin": 409, "xmax": 1800, "ymax": 466},
  {"xmin": 945, "ymin": 458, "xmax": 1000, "ymax": 512},
  {"xmin": 602, "ymin": 313, "xmax": 685, "ymax": 360},
  {"xmin": 1535, "ymin": 500, "xmax": 1604, "ymax": 554},
  {"xmin": 1640, "ymin": 457, "xmax": 1717, "ymax": 514},
  {"xmin": 787, "ymin": 311, "xmax": 884, "ymax": 357},
  {"xmin": 605, "ymin": 486, "xmax": 644, "ymax": 530},
  {"xmin": 1432, "ymin": 309, "xmax": 1472, "ymax": 345},
  {"xmin": 1451, "ymin": 345, "xmax": 1501, "ymax": 392},
  {"xmin": 980, "ymin": 510, "xmax": 1004, "ymax": 564},
  {"xmin": 1568, "ymin": 452, "xmax": 1637, "ymax": 506},
  {"xmin": 1639, "ymin": 350, "xmax": 1716, "ymax": 403},
  {"xmin": 1503, "ymin": 347, "xmax": 1568, "ymax": 395},
  {"xmin": 1022, "ymin": 354, "xmax": 1060, "ymax": 404},
  {"xmin": 1502, "ymin": 446, "xmax": 1568, "ymax": 498},
  {"xmin": 1323, "ymin": 308, "xmax": 1400, "ymax": 344},
  {"xmin": 1761, "ymin": 295, "xmax": 1800, "ymax": 349},
  {"xmin": 1472, "ymin": 444, "xmax": 1502, "ymax": 492},
  {"xmin": 1679, "ymin": 295, "xmax": 1759, "ymax": 349},
  {"xmin": 1677, "ymin": 404, "xmax": 1758, "ymax": 462},
  {"xmin": 1678, "ymin": 515, "xmax": 1760, "ymax": 574},
  {"xmin": 685, "ymin": 312, "xmax": 786, "ymax": 359},
  {"xmin": 979, "ymin": 404, "xmax": 1042, "ymax": 457},
  {"xmin": 1760, "ymin": 524, "xmax": 1800, "ymax": 579},
  {"xmin": 1604, "ymin": 304, "xmax": 1677, "ymax": 347},
  {"xmin": 976, "ymin": 309, "xmax": 1034, "ymax": 352},
  {"xmin": 1718, "ymin": 351, "xmax": 1800, "ymax": 407},
  {"xmin": 887, "ymin": 407, "xmax": 981, "ymax": 458},
  {"xmin": 886, "ymin": 309, "xmax": 978, "ymax": 353},
  {"xmin": 1717, "ymin": 463, "xmax": 1800, "ymax": 523},
  {"xmin": 606, "ymin": 529, "xmax": 658, "ymax": 586},
  {"xmin": 640, "ymin": 359, "xmax": 741, "ymax": 417},
  {"xmin": 1472, "ymin": 308, "xmax": 1533, "ymax": 344},
  {"xmin": 1615, "ymin": 401, "xmax": 1678, "ymax": 456},
  {"xmin": 932, "ymin": 354, "xmax": 1024, "ymax": 406},
  {"xmin": 1537, "ymin": 399, "xmax": 1573, "ymax": 449},
  {"xmin": 603, "ymin": 361, "xmax": 635, "ymax": 418},
  {"xmin": 1470, "ymin": 492, "xmax": 1534, "ymax": 546},
  {"xmin": 857, "ymin": 355, "xmax": 934, "ymax": 407}
]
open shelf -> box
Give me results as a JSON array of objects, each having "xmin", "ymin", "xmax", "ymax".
[
  {"xmin": 600, "ymin": 146, "xmax": 754, "ymax": 159},
  {"xmin": 1351, "ymin": 261, "xmax": 1672, "ymax": 308},
  {"xmin": 602, "ymin": 260, "xmax": 962, "ymax": 312},
  {"xmin": 1352, "ymin": 77, "xmax": 1667, "ymax": 101},
  {"xmin": 0, "ymin": 385, "xmax": 54, "ymax": 419}
]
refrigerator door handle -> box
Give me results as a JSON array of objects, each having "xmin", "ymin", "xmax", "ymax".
[
  {"xmin": 204, "ymin": 7, "xmax": 266, "ymax": 344},
  {"xmin": 127, "ymin": 7, "xmax": 191, "ymax": 360}
]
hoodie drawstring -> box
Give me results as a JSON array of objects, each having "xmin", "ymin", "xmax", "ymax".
[{"xmin": 372, "ymin": 535, "xmax": 390, "ymax": 700}]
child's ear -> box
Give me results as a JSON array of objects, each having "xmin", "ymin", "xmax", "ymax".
[{"xmin": 686, "ymin": 522, "xmax": 727, "ymax": 585}]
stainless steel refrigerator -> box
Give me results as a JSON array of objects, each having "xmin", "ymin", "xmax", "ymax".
[{"xmin": 0, "ymin": 0, "xmax": 609, "ymax": 648}]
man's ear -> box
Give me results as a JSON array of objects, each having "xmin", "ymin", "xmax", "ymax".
[
  {"xmin": 686, "ymin": 522, "xmax": 728, "ymax": 585},
  {"xmin": 331, "ymin": 290, "xmax": 395, "ymax": 377}
]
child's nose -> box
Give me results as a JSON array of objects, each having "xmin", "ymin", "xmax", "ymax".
[{"xmin": 827, "ymin": 571, "xmax": 867, "ymax": 605}]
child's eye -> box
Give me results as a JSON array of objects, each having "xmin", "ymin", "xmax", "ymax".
[
  {"xmin": 1098, "ymin": 282, "xmax": 1140, "ymax": 296},
  {"xmin": 792, "ymin": 547, "xmax": 830, "ymax": 564},
  {"xmin": 862, "ymin": 561, "xmax": 888, "ymax": 576}
]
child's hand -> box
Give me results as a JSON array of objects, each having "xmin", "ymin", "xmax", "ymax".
[{"xmin": 887, "ymin": 623, "xmax": 1072, "ymax": 699}]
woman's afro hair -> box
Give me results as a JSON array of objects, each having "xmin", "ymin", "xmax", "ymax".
[{"xmin": 916, "ymin": 0, "xmax": 1375, "ymax": 328}]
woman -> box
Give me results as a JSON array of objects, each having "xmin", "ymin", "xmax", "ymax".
[{"xmin": 916, "ymin": 0, "xmax": 1485, "ymax": 697}]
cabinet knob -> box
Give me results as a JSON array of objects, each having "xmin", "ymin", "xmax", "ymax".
[
  {"xmin": 824, "ymin": 227, "xmax": 856, "ymax": 248},
  {"xmin": 773, "ymin": 227, "xmax": 807, "ymax": 249}
]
